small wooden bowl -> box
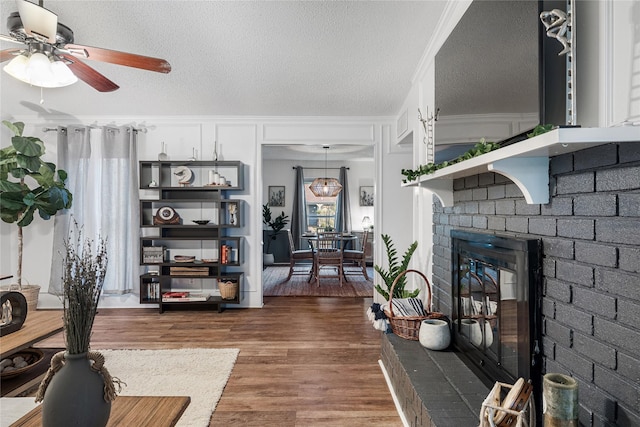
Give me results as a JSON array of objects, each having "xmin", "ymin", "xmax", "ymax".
[{"xmin": 0, "ymin": 348, "xmax": 45, "ymax": 379}]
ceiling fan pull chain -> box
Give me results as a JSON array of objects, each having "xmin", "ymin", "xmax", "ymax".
[{"xmin": 40, "ymin": 86, "xmax": 45, "ymax": 105}]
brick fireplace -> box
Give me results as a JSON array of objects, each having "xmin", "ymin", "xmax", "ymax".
[{"xmin": 429, "ymin": 141, "xmax": 640, "ymax": 426}]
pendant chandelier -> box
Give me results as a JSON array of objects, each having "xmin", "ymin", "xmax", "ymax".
[{"xmin": 309, "ymin": 146, "xmax": 342, "ymax": 198}]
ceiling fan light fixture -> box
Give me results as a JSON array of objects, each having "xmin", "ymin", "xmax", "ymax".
[{"xmin": 4, "ymin": 51, "xmax": 77, "ymax": 88}]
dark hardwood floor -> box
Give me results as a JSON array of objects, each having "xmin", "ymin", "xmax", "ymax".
[{"xmin": 37, "ymin": 297, "xmax": 402, "ymax": 426}]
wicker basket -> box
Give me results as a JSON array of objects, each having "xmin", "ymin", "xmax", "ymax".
[
  {"xmin": 219, "ymin": 280, "xmax": 238, "ymax": 300},
  {"xmin": 384, "ymin": 269, "xmax": 447, "ymax": 340},
  {"xmin": 0, "ymin": 284, "xmax": 40, "ymax": 313}
]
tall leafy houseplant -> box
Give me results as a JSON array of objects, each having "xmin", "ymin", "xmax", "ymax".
[
  {"xmin": 374, "ymin": 234, "xmax": 419, "ymax": 300},
  {"xmin": 0, "ymin": 121, "xmax": 73, "ymax": 289},
  {"xmin": 262, "ymin": 204, "xmax": 289, "ymax": 253}
]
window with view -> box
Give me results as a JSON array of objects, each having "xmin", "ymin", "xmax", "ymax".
[{"xmin": 304, "ymin": 179, "xmax": 337, "ymax": 232}]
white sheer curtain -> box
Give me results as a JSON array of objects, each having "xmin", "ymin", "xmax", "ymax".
[{"xmin": 50, "ymin": 125, "xmax": 140, "ymax": 295}]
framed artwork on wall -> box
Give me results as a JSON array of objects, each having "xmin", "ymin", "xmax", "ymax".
[
  {"xmin": 268, "ymin": 186, "xmax": 285, "ymax": 207},
  {"xmin": 359, "ymin": 186, "xmax": 374, "ymax": 206}
]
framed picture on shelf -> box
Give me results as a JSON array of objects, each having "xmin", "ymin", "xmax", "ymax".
[
  {"xmin": 268, "ymin": 186, "xmax": 285, "ymax": 207},
  {"xmin": 359, "ymin": 186, "xmax": 374, "ymax": 206}
]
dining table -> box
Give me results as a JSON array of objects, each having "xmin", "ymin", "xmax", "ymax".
[{"xmin": 301, "ymin": 233, "xmax": 358, "ymax": 282}]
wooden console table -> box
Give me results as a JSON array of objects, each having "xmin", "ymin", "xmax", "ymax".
[
  {"xmin": 1, "ymin": 310, "xmax": 63, "ymax": 360},
  {"xmin": 1, "ymin": 310, "xmax": 64, "ymax": 397},
  {"xmin": 10, "ymin": 396, "xmax": 191, "ymax": 427}
]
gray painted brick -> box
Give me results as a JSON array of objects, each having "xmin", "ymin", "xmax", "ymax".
[
  {"xmin": 594, "ymin": 317, "xmax": 640, "ymax": 355},
  {"xmin": 556, "ymin": 260, "xmax": 594, "ymax": 286},
  {"xmin": 575, "ymin": 241, "xmax": 617, "ymax": 267},
  {"xmin": 573, "ymin": 194, "xmax": 617, "ymax": 217},
  {"xmin": 505, "ymin": 217, "xmax": 528, "ymax": 233},
  {"xmin": 516, "ymin": 199, "xmax": 541, "ymax": 215},
  {"xmin": 596, "ymin": 268, "xmax": 640, "ymax": 301},
  {"xmin": 541, "ymin": 197, "xmax": 573, "ymax": 216},
  {"xmin": 597, "ymin": 165, "xmax": 640, "ymax": 192},
  {"xmin": 464, "ymin": 175, "xmax": 478, "ymax": 188},
  {"xmin": 619, "ymin": 141, "xmax": 640, "ymax": 163},
  {"xmin": 545, "ymin": 278, "xmax": 572, "ymax": 303},
  {"xmin": 529, "ymin": 217, "xmax": 557, "ymax": 236},
  {"xmin": 618, "ymin": 404, "xmax": 640, "ymax": 427},
  {"xmin": 556, "ymin": 346, "xmax": 593, "ymax": 380},
  {"xmin": 573, "ymin": 331, "xmax": 616, "ymax": 369},
  {"xmin": 494, "ymin": 174, "xmax": 511, "ymax": 184},
  {"xmin": 453, "ymin": 178, "xmax": 465, "ymax": 191},
  {"xmin": 574, "ymin": 144, "xmax": 618, "ymax": 171},
  {"xmin": 544, "ymin": 318, "xmax": 572, "ymax": 346},
  {"xmin": 495, "ymin": 199, "xmax": 515, "ymax": 215},
  {"xmin": 556, "ymin": 172, "xmax": 595, "ymax": 194},
  {"xmin": 487, "ymin": 216, "xmax": 505, "ymax": 231},
  {"xmin": 472, "ymin": 216, "xmax": 487, "ymax": 229},
  {"xmin": 619, "ymin": 247, "xmax": 640, "ymax": 273},
  {"xmin": 478, "ymin": 201, "xmax": 495, "ymax": 215},
  {"xmin": 464, "ymin": 203, "xmax": 479, "ymax": 214},
  {"xmin": 619, "ymin": 193, "xmax": 640, "ymax": 217},
  {"xmin": 543, "ymin": 258, "xmax": 556, "ymax": 278},
  {"xmin": 478, "ymin": 173, "xmax": 494, "ymax": 186},
  {"xmin": 542, "ymin": 298, "xmax": 556, "ymax": 318},
  {"xmin": 542, "ymin": 237, "xmax": 575, "ymax": 260},
  {"xmin": 558, "ymin": 218, "xmax": 594, "ymax": 240},
  {"xmin": 593, "ymin": 365, "xmax": 638, "ymax": 409},
  {"xmin": 574, "ymin": 378, "xmax": 618, "ymax": 425},
  {"xmin": 550, "ymin": 153, "xmax": 574, "ymax": 175},
  {"xmin": 459, "ymin": 215, "xmax": 473, "ymax": 227},
  {"xmin": 487, "ymin": 185, "xmax": 506, "ymax": 200},
  {"xmin": 572, "ymin": 286, "xmax": 616, "ymax": 319},
  {"xmin": 505, "ymin": 183, "xmax": 522, "ymax": 198},
  {"xmin": 472, "ymin": 188, "xmax": 487, "ymax": 201},
  {"xmin": 596, "ymin": 218, "xmax": 640, "ymax": 245},
  {"xmin": 556, "ymin": 302, "xmax": 593, "ymax": 334},
  {"xmin": 618, "ymin": 299, "xmax": 640, "ymax": 330},
  {"xmin": 454, "ymin": 189, "xmax": 473, "ymax": 202},
  {"xmin": 618, "ymin": 352, "xmax": 640, "ymax": 385}
]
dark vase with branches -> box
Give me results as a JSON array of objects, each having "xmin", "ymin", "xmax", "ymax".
[
  {"xmin": 262, "ymin": 205, "xmax": 289, "ymax": 262},
  {"xmin": 36, "ymin": 224, "xmax": 121, "ymax": 427}
]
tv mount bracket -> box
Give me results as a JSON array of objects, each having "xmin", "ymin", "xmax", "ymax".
[{"xmin": 540, "ymin": 0, "xmax": 576, "ymax": 126}]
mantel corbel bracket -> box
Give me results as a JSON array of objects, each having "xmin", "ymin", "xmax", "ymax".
[{"xmin": 488, "ymin": 157, "xmax": 549, "ymax": 205}]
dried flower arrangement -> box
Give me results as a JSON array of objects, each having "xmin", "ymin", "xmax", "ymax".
[{"xmin": 60, "ymin": 223, "xmax": 108, "ymax": 354}]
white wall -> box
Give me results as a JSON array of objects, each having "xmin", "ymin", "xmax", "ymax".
[
  {"xmin": 0, "ymin": 115, "xmax": 414, "ymax": 308},
  {"xmin": 261, "ymin": 158, "xmax": 375, "ymax": 231}
]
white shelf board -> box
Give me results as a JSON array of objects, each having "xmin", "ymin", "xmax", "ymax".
[{"xmin": 402, "ymin": 126, "xmax": 640, "ymax": 206}]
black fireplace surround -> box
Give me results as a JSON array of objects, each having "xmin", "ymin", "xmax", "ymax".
[{"xmin": 451, "ymin": 230, "xmax": 543, "ymax": 405}]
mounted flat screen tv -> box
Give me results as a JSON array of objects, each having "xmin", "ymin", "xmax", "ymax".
[{"xmin": 434, "ymin": 0, "xmax": 567, "ymax": 162}]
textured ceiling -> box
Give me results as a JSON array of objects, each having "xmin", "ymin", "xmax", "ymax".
[{"xmin": 0, "ymin": 0, "xmax": 447, "ymax": 118}]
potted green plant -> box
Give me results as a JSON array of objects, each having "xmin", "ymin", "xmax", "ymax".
[
  {"xmin": 0, "ymin": 121, "xmax": 73, "ymax": 310},
  {"xmin": 262, "ymin": 204, "xmax": 289, "ymax": 265},
  {"xmin": 374, "ymin": 234, "xmax": 420, "ymax": 300}
]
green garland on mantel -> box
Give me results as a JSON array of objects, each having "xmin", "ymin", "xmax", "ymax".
[{"xmin": 401, "ymin": 124, "xmax": 554, "ymax": 183}]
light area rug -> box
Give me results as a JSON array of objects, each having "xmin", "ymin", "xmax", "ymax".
[
  {"xmin": 263, "ymin": 265, "xmax": 374, "ymax": 297},
  {"xmin": 101, "ymin": 348, "xmax": 239, "ymax": 426}
]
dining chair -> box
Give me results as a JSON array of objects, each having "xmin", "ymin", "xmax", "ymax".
[
  {"xmin": 314, "ymin": 232, "xmax": 344, "ymax": 287},
  {"xmin": 343, "ymin": 229, "xmax": 369, "ymax": 280},
  {"xmin": 285, "ymin": 229, "xmax": 314, "ymax": 282}
]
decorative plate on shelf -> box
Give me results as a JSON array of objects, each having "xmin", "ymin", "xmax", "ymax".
[{"xmin": 174, "ymin": 255, "xmax": 195, "ymax": 263}]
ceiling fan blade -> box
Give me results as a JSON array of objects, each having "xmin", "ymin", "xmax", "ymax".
[
  {"xmin": 16, "ymin": 0, "xmax": 58, "ymax": 43},
  {"xmin": 1, "ymin": 48, "xmax": 23, "ymax": 63},
  {"xmin": 58, "ymin": 54, "xmax": 119, "ymax": 92},
  {"xmin": 0, "ymin": 34, "xmax": 25, "ymax": 45},
  {"xmin": 64, "ymin": 43, "xmax": 171, "ymax": 74}
]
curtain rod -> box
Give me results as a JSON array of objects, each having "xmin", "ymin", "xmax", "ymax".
[
  {"xmin": 292, "ymin": 167, "xmax": 349, "ymax": 170},
  {"xmin": 42, "ymin": 125, "xmax": 147, "ymax": 133}
]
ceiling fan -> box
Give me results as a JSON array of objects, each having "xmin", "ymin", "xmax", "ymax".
[{"xmin": 0, "ymin": 0, "xmax": 171, "ymax": 92}]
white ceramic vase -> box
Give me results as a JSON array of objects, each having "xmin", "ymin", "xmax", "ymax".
[
  {"xmin": 418, "ymin": 319, "xmax": 451, "ymax": 351},
  {"xmin": 460, "ymin": 318, "xmax": 493, "ymax": 348}
]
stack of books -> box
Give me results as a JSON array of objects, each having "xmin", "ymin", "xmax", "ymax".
[{"xmin": 161, "ymin": 291, "xmax": 209, "ymax": 302}]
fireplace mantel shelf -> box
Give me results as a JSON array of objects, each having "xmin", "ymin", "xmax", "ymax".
[{"xmin": 402, "ymin": 126, "xmax": 640, "ymax": 206}]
